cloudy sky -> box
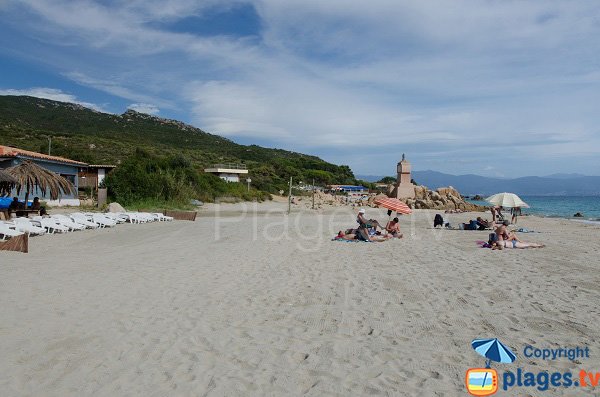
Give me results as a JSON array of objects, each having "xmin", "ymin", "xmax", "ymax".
[{"xmin": 1, "ymin": 0, "xmax": 599, "ymax": 177}]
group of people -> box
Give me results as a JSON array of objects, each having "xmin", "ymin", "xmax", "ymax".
[
  {"xmin": 7, "ymin": 196, "xmax": 47, "ymax": 216},
  {"xmin": 491, "ymin": 205, "xmax": 522, "ymax": 225},
  {"xmin": 434, "ymin": 208, "xmax": 544, "ymax": 249},
  {"xmin": 335, "ymin": 209, "xmax": 403, "ymax": 242},
  {"xmin": 488, "ymin": 220, "xmax": 544, "ymax": 249}
]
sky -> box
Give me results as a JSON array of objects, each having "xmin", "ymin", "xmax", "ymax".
[{"xmin": 1, "ymin": 0, "xmax": 599, "ymax": 178}]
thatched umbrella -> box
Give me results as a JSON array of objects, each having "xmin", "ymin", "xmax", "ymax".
[
  {"xmin": 4, "ymin": 160, "xmax": 76, "ymax": 205},
  {"xmin": 0, "ymin": 169, "xmax": 18, "ymax": 196}
]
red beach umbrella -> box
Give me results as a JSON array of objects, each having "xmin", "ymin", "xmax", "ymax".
[{"xmin": 373, "ymin": 197, "xmax": 412, "ymax": 215}]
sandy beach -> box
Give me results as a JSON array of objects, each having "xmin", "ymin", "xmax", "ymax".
[{"xmin": 2, "ymin": 203, "xmax": 600, "ymax": 396}]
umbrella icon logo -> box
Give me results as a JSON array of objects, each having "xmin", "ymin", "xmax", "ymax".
[{"xmin": 466, "ymin": 338, "xmax": 516, "ymax": 396}]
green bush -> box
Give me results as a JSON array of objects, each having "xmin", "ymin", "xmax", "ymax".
[{"xmin": 104, "ymin": 150, "xmax": 269, "ymax": 207}]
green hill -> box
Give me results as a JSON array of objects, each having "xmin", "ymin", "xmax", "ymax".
[{"xmin": 0, "ymin": 95, "xmax": 356, "ymax": 199}]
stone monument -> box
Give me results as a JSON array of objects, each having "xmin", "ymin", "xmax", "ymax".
[{"xmin": 393, "ymin": 154, "xmax": 416, "ymax": 199}]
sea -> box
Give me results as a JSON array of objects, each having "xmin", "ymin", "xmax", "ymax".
[{"xmin": 468, "ymin": 196, "xmax": 600, "ymax": 222}]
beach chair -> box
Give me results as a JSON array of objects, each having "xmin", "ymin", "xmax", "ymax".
[
  {"xmin": 10, "ymin": 217, "xmax": 47, "ymax": 236},
  {"xmin": 50, "ymin": 214, "xmax": 86, "ymax": 231},
  {"xmin": 0, "ymin": 222, "xmax": 25, "ymax": 241},
  {"xmin": 70, "ymin": 213, "xmax": 100, "ymax": 229},
  {"xmin": 32, "ymin": 216, "xmax": 70, "ymax": 234},
  {"xmin": 103, "ymin": 213, "xmax": 127, "ymax": 224},
  {"xmin": 90, "ymin": 213, "xmax": 117, "ymax": 228},
  {"xmin": 136, "ymin": 212, "xmax": 156, "ymax": 223},
  {"xmin": 151, "ymin": 213, "xmax": 173, "ymax": 221}
]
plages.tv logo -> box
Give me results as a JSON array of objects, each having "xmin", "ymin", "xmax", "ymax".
[{"xmin": 465, "ymin": 338, "xmax": 516, "ymax": 396}]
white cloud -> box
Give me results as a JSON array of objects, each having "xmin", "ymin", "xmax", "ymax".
[
  {"xmin": 3, "ymin": 0, "xmax": 600, "ymax": 175},
  {"xmin": 0, "ymin": 87, "xmax": 105, "ymax": 111},
  {"xmin": 127, "ymin": 103, "xmax": 160, "ymax": 115}
]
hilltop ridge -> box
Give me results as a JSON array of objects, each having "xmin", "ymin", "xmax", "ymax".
[{"xmin": 0, "ymin": 95, "xmax": 355, "ymax": 193}]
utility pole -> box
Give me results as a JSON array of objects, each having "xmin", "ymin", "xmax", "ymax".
[
  {"xmin": 48, "ymin": 136, "xmax": 52, "ymax": 155},
  {"xmin": 312, "ymin": 178, "xmax": 315, "ymax": 210},
  {"xmin": 288, "ymin": 176, "xmax": 292, "ymax": 214}
]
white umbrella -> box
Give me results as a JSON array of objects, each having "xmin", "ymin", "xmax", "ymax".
[{"xmin": 485, "ymin": 192, "xmax": 529, "ymax": 208}]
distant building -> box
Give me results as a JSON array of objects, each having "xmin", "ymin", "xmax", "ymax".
[
  {"xmin": 0, "ymin": 145, "xmax": 86, "ymax": 206},
  {"xmin": 390, "ymin": 154, "xmax": 416, "ymax": 199},
  {"xmin": 204, "ymin": 163, "xmax": 248, "ymax": 182},
  {"xmin": 328, "ymin": 185, "xmax": 368, "ymax": 193},
  {"xmin": 79, "ymin": 165, "xmax": 116, "ymax": 189}
]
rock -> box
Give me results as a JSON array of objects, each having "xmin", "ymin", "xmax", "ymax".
[
  {"xmin": 430, "ymin": 191, "xmax": 441, "ymax": 201},
  {"xmin": 574, "ymin": 212, "xmax": 584, "ymax": 217},
  {"xmin": 190, "ymin": 199, "xmax": 204, "ymax": 206},
  {"xmin": 414, "ymin": 186, "xmax": 427, "ymax": 199},
  {"xmin": 472, "ymin": 194, "xmax": 484, "ymax": 201},
  {"xmin": 106, "ymin": 202, "xmax": 126, "ymax": 213}
]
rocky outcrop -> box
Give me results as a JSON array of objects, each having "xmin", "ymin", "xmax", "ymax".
[{"xmin": 402, "ymin": 185, "xmax": 486, "ymax": 211}]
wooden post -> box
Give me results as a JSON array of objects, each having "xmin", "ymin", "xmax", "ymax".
[
  {"xmin": 288, "ymin": 176, "xmax": 292, "ymax": 214},
  {"xmin": 312, "ymin": 178, "xmax": 315, "ymax": 210}
]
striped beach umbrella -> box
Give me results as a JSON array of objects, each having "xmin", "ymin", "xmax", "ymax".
[
  {"xmin": 472, "ymin": 338, "xmax": 516, "ymax": 366},
  {"xmin": 373, "ymin": 197, "xmax": 412, "ymax": 215}
]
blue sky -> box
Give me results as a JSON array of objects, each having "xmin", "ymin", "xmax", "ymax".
[{"xmin": 1, "ymin": 1, "xmax": 599, "ymax": 177}]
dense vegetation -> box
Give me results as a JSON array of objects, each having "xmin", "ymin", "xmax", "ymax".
[
  {"xmin": 0, "ymin": 95, "xmax": 358, "ymax": 202},
  {"xmin": 104, "ymin": 149, "xmax": 269, "ymax": 207}
]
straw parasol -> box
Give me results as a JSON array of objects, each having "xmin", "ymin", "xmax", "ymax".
[
  {"xmin": 4, "ymin": 160, "xmax": 76, "ymax": 205},
  {"xmin": 0, "ymin": 169, "xmax": 18, "ymax": 196}
]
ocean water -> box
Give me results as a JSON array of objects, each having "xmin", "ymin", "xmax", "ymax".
[{"xmin": 468, "ymin": 196, "xmax": 600, "ymax": 221}]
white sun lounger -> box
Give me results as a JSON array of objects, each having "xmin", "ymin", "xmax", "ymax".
[
  {"xmin": 70, "ymin": 213, "xmax": 99, "ymax": 229},
  {"xmin": 32, "ymin": 216, "xmax": 70, "ymax": 234},
  {"xmin": 151, "ymin": 213, "xmax": 173, "ymax": 221},
  {"xmin": 50, "ymin": 215, "xmax": 87, "ymax": 231},
  {"xmin": 0, "ymin": 222, "xmax": 25, "ymax": 241},
  {"xmin": 10, "ymin": 217, "xmax": 47, "ymax": 236},
  {"xmin": 103, "ymin": 213, "xmax": 127, "ymax": 224},
  {"xmin": 89, "ymin": 213, "xmax": 117, "ymax": 228}
]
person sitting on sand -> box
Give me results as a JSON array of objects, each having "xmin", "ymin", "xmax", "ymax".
[
  {"xmin": 495, "ymin": 220, "xmax": 522, "ymax": 243},
  {"xmin": 386, "ymin": 217, "xmax": 403, "ymax": 238},
  {"xmin": 357, "ymin": 209, "xmax": 384, "ymax": 231}
]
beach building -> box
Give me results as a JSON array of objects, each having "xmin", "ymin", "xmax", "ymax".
[
  {"xmin": 204, "ymin": 163, "xmax": 248, "ymax": 182},
  {"xmin": 0, "ymin": 145, "xmax": 85, "ymax": 206},
  {"xmin": 78, "ymin": 164, "xmax": 116, "ymax": 189},
  {"xmin": 390, "ymin": 154, "xmax": 416, "ymax": 199}
]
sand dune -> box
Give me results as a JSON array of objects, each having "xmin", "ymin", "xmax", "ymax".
[{"xmin": 1, "ymin": 204, "xmax": 599, "ymax": 396}]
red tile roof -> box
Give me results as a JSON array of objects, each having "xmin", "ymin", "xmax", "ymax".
[{"xmin": 0, "ymin": 145, "xmax": 87, "ymax": 166}]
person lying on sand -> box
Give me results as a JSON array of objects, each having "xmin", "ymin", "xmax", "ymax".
[
  {"xmin": 385, "ymin": 217, "xmax": 403, "ymax": 238},
  {"xmin": 490, "ymin": 240, "xmax": 545, "ymax": 249},
  {"xmin": 335, "ymin": 229, "xmax": 390, "ymax": 242},
  {"xmin": 476, "ymin": 217, "xmax": 492, "ymax": 230}
]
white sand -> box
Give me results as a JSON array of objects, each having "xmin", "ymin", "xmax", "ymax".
[{"xmin": 1, "ymin": 204, "xmax": 599, "ymax": 396}]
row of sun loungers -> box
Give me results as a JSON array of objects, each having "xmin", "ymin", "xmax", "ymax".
[{"xmin": 0, "ymin": 212, "xmax": 173, "ymax": 240}]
